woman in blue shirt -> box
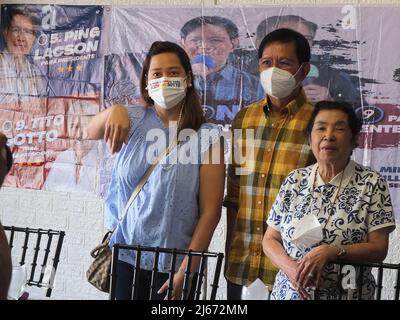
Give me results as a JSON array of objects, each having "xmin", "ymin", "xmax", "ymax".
[{"xmin": 88, "ymin": 41, "xmax": 225, "ymax": 299}]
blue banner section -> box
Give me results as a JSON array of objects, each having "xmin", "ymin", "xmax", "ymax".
[
  {"xmin": 35, "ymin": 5, "xmax": 103, "ymax": 97},
  {"xmin": 0, "ymin": 4, "xmax": 103, "ymax": 192},
  {"xmin": 1, "ymin": 4, "xmax": 103, "ymax": 98},
  {"xmin": 104, "ymin": 52, "xmax": 143, "ymax": 107}
]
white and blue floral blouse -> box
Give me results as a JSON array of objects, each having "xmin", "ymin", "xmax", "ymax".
[{"xmin": 267, "ymin": 160, "xmax": 395, "ymax": 300}]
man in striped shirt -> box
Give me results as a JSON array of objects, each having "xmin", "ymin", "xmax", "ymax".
[{"xmin": 224, "ymin": 28, "xmax": 316, "ymax": 299}]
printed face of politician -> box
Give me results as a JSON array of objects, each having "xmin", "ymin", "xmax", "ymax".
[
  {"xmin": 4, "ymin": 14, "xmax": 36, "ymax": 56},
  {"xmin": 256, "ymin": 20, "xmax": 315, "ymax": 49},
  {"xmin": 182, "ymin": 24, "xmax": 238, "ymax": 72}
]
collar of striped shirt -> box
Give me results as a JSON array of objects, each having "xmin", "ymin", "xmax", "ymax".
[{"xmin": 262, "ymin": 88, "xmax": 307, "ymax": 117}]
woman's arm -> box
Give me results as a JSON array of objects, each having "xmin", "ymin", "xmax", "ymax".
[
  {"xmin": 262, "ymin": 227, "xmax": 298, "ymax": 281},
  {"xmin": 86, "ymin": 104, "xmax": 130, "ymax": 154},
  {"xmin": 263, "ymin": 226, "xmax": 310, "ymax": 299},
  {"xmin": 296, "ymin": 226, "xmax": 394, "ymax": 290},
  {"xmin": 158, "ymin": 138, "xmax": 225, "ymax": 299},
  {"xmin": 0, "ymin": 224, "xmax": 11, "ymax": 300},
  {"xmin": 186, "ymin": 138, "xmax": 225, "ymax": 255},
  {"xmin": 336, "ymin": 226, "xmax": 393, "ymax": 262}
]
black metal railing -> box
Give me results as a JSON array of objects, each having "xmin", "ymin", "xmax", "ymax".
[
  {"xmin": 4, "ymin": 226, "xmax": 65, "ymax": 298},
  {"xmin": 109, "ymin": 244, "xmax": 224, "ymax": 300},
  {"xmin": 314, "ymin": 261, "xmax": 400, "ymax": 300}
]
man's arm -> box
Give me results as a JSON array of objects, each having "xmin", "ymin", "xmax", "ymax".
[
  {"xmin": 223, "ymin": 123, "xmax": 241, "ymax": 259},
  {"xmin": 0, "ymin": 224, "xmax": 11, "ymax": 300},
  {"xmin": 225, "ymin": 206, "xmax": 238, "ymax": 259}
]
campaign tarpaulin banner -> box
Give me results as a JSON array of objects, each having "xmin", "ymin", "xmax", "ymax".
[
  {"xmin": 104, "ymin": 5, "xmax": 399, "ymax": 220},
  {"xmin": 0, "ymin": 4, "xmax": 103, "ymax": 192},
  {"xmin": 0, "ymin": 4, "xmax": 398, "ymax": 220},
  {"xmin": 104, "ymin": 6, "xmax": 365, "ymax": 126}
]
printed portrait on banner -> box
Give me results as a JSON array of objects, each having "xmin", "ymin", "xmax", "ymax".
[
  {"xmin": 104, "ymin": 5, "xmax": 399, "ymax": 219},
  {"xmin": 0, "ymin": 4, "xmax": 103, "ymax": 192},
  {"xmin": 0, "ymin": 4, "xmax": 398, "ymax": 220}
]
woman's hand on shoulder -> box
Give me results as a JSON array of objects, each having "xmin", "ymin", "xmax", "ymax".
[{"xmin": 104, "ymin": 104, "xmax": 130, "ymax": 154}]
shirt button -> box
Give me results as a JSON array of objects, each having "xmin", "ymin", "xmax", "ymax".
[
  {"xmin": 253, "ymin": 252, "xmax": 258, "ymax": 256},
  {"xmin": 258, "ymin": 200, "xmax": 262, "ymax": 205},
  {"xmin": 256, "ymin": 227, "xmax": 261, "ymax": 231},
  {"xmin": 271, "ymin": 123, "xmax": 274, "ymax": 127},
  {"xmin": 267, "ymin": 148, "xmax": 271, "ymax": 152},
  {"xmin": 261, "ymin": 174, "xmax": 265, "ymax": 178}
]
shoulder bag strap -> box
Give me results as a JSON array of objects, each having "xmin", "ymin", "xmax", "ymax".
[{"xmin": 118, "ymin": 138, "xmax": 178, "ymax": 222}]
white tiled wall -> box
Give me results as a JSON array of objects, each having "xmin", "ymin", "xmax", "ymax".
[{"xmin": 0, "ymin": 188, "xmax": 107, "ymax": 299}]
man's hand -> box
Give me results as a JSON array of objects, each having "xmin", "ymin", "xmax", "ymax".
[{"xmin": 191, "ymin": 63, "xmax": 211, "ymax": 78}]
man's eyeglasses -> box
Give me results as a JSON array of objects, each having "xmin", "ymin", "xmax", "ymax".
[
  {"xmin": 9, "ymin": 26, "xmax": 36, "ymax": 38},
  {"xmin": 187, "ymin": 37, "xmax": 229, "ymax": 47}
]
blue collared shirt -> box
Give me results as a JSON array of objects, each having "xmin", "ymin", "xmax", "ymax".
[
  {"xmin": 105, "ymin": 106, "xmax": 221, "ymax": 271},
  {"xmin": 194, "ymin": 63, "xmax": 264, "ymax": 125},
  {"xmin": 0, "ymin": 51, "xmax": 47, "ymax": 104}
]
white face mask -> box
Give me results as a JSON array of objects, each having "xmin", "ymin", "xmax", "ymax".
[
  {"xmin": 260, "ymin": 65, "xmax": 303, "ymax": 99},
  {"xmin": 147, "ymin": 77, "xmax": 187, "ymax": 109}
]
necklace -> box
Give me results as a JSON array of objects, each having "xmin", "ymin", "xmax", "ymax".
[
  {"xmin": 158, "ymin": 99, "xmax": 184, "ymax": 170},
  {"xmin": 154, "ymin": 97, "xmax": 185, "ymax": 130},
  {"xmin": 311, "ymin": 165, "xmax": 346, "ymax": 230},
  {"xmin": 177, "ymin": 98, "xmax": 185, "ymax": 130}
]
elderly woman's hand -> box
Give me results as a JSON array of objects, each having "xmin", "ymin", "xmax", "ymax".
[
  {"xmin": 284, "ymin": 262, "xmax": 313, "ymax": 300},
  {"xmin": 295, "ymin": 244, "xmax": 338, "ymax": 296}
]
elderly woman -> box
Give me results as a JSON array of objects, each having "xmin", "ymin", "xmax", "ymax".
[{"xmin": 263, "ymin": 100, "xmax": 395, "ymax": 300}]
